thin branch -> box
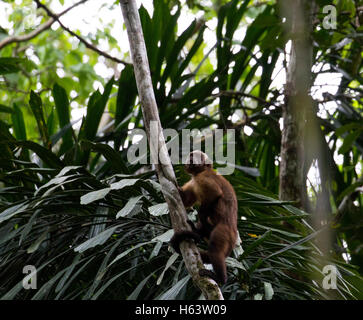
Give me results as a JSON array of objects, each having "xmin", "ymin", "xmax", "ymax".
[
  {"xmin": 119, "ymin": 0, "xmax": 223, "ymax": 300},
  {"xmin": 34, "ymin": 0, "xmax": 130, "ymax": 65},
  {"xmin": 0, "ymin": 18, "xmax": 53, "ymax": 50},
  {"xmin": 0, "ymin": 0, "xmax": 89, "ymax": 50}
]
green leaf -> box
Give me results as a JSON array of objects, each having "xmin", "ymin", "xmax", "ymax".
[
  {"xmin": 53, "ymin": 83, "xmax": 74, "ymax": 153},
  {"xmin": 139, "ymin": 5, "xmax": 155, "ymax": 68},
  {"xmin": 335, "ymin": 123, "xmax": 363, "ymax": 136},
  {"xmin": 88, "ymin": 206, "xmax": 108, "ymax": 238},
  {"xmin": 50, "ymin": 118, "xmax": 81, "ymax": 146},
  {"xmin": 14, "ymin": 140, "xmax": 63, "ymax": 168},
  {"xmin": 172, "ymin": 23, "xmax": 206, "ymax": 89},
  {"xmin": 148, "ymin": 203, "xmax": 168, "ymax": 216},
  {"xmin": 27, "ymin": 230, "xmax": 49, "ymax": 253},
  {"xmin": 80, "ymin": 77, "xmax": 114, "ymax": 141},
  {"xmin": 154, "ymin": 6, "xmax": 180, "ymax": 88},
  {"xmin": 240, "ymin": 229, "xmax": 272, "ymax": 259},
  {"xmin": 0, "ymin": 57, "xmax": 25, "ymax": 74},
  {"xmin": 109, "ymin": 241, "xmax": 153, "ymax": 267},
  {"xmin": 80, "ymin": 179, "xmax": 140, "ymax": 205},
  {"xmin": 265, "ymin": 227, "xmax": 326, "ymax": 260},
  {"xmin": 29, "ymin": 91, "xmax": 51, "ymax": 148},
  {"xmin": 80, "ymin": 188, "xmax": 111, "ymax": 205},
  {"xmin": 116, "ymin": 195, "xmax": 143, "ymax": 218},
  {"xmin": 11, "ymin": 103, "xmax": 27, "ymax": 140},
  {"xmin": 161, "ymin": 19, "xmax": 196, "ymax": 85},
  {"xmin": 90, "ymin": 267, "xmax": 130, "ymax": 300},
  {"xmin": 19, "ymin": 209, "xmax": 41, "ymax": 245},
  {"xmin": 74, "ymin": 226, "xmax": 118, "ymax": 253},
  {"xmin": 1, "ymin": 250, "xmax": 70, "ymax": 300},
  {"xmin": 152, "ymin": 229, "xmax": 174, "ymax": 243},
  {"xmin": 80, "ymin": 140, "xmax": 129, "ymax": 173},
  {"xmin": 55, "ymin": 254, "xmax": 81, "ymax": 293},
  {"xmin": 226, "ymin": 257, "xmax": 246, "ymax": 270},
  {"xmin": 31, "ymin": 268, "xmax": 67, "ymax": 300},
  {"xmin": 157, "ymin": 253, "xmax": 179, "ymax": 285},
  {"xmin": 78, "ymin": 78, "xmax": 114, "ymax": 164},
  {"xmin": 55, "ymin": 257, "xmax": 96, "ymax": 299},
  {"xmin": 149, "ymin": 241, "xmax": 162, "ymax": 260},
  {"xmin": 127, "ymin": 273, "xmax": 154, "ymax": 300},
  {"xmin": 115, "ymin": 65, "xmax": 137, "ymax": 126},
  {"xmin": 56, "ymin": 165, "xmax": 82, "ymax": 177},
  {"xmin": 337, "ymin": 181, "xmax": 363, "ymax": 202},
  {"xmin": 156, "ymin": 275, "xmax": 191, "ymax": 300},
  {"xmin": 0, "ymin": 202, "xmax": 28, "ymax": 224},
  {"xmin": 47, "ymin": 109, "xmax": 56, "ymax": 137},
  {"xmin": 110, "ymin": 179, "xmax": 139, "ymax": 190},
  {"xmin": 35, "ymin": 171, "xmax": 79, "ymax": 195},
  {"xmin": 83, "ymin": 238, "xmax": 123, "ymax": 299},
  {"xmin": 0, "ymin": 104, "xmax": 14, "ymax": 114},
  {"xmin": 338, "ymin": 130, "xmax": 362, "ymax": 154}
]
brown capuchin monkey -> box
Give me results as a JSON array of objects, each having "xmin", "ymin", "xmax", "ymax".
[{"xmin": 170, "ymin": 150, "xmax": 238, "ymax": 284}]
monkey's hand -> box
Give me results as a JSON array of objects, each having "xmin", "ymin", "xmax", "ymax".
[
  {"xmin": 177, "ymin": 185, "xmax": 197, "ymax": 208},
  {"xmin": 170, "ymin": 230, "xmax": 201, "ymax": 254}
]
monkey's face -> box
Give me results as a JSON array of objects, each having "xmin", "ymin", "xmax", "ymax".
[{"xmin": 185, "ymin": 151, "xmax": 212, "ymax": 174}]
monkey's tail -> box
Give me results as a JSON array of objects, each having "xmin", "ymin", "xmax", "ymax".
[{"xmin": 170, "ymin": 230, "xmax": 201, "ymax": 254}]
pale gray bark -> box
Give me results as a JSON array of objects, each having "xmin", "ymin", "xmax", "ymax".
[{"xmin": 119, "ymin": 0, "xmax": 223, "ymax": 300}]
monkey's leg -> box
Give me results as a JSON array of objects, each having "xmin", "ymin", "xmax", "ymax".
[
  {"xmin": 199, "ymin": 224, "xmax": 233, "ymax": 284},
  {"xmin": 170, "ymin": 230, "xmax": 201, "ymax": 254},
  {"xmin": 196, "ymin": 204, "xmax": 215, "ymax": 238},
  {"xmin": 198, "ymin": 249, "xmax": 226, "ymax": 284},
  {"xmin": 200, "ymin": 252, "xmax": 227, "ymax": 284}
]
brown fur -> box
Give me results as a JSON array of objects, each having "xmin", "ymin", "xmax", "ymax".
[{"xmin": 170, "ymin": 151, "xmax": 238, "ymax": 284}]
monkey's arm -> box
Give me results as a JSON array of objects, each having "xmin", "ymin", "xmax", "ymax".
[
  {"xmin": 199, "ymin": 178, "xmax": 223, "ymax": 203},
  {"xmin": 178, "ymin": 182, "xmax": 197, "ymax": 208}
]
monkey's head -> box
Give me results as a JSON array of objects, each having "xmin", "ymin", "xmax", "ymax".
[{"xmin": 185, "ymin": 150, "xmax": 212, "ymax": 175}]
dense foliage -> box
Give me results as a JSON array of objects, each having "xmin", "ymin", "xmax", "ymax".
[{"xmin": 0, "ymin": 0, "xmax": 362, "ymax": 299}]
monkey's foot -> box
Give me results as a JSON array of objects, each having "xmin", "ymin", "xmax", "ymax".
[{"xmin": 199, "ymin": 269, "xmax": 220, "ymax": 284}]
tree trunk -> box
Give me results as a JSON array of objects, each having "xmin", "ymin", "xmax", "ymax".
[
  {"xmin": 279, "ymin": 0, "xmax": 313, "ymax": 209},
  {"xmin": 119, "ymin": 0, "xmax": 223, "ymax": 300},
  {"xmin": 279, "ymin": 0, "xmax": 336, "ymax": 299}
]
